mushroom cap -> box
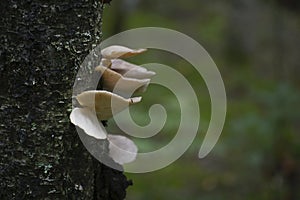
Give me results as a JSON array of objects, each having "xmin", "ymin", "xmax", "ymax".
[
  {"xmin": 70, "ymin": 107, "xmax": 107, "ymax": 139},
  {"xmin": 95, "ymin": 66, "xmax": 150, "ymax": 97},
  {"xmin": 108, "ymin": 134, "xmax": 138, "ymax": 165},
  {"xmin": 101, "ymin": 45, "xmax": 147, "ymax": 59},
  {"xmin": 76, "ymin": 90, "xmax": 142, "ymax": 120},
  {"xmin": 109, "ymin": 59, "xmax": 156, "ymax": 79}
]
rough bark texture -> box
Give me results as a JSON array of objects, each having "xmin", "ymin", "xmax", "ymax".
[{"xmin": 0, "ymin": 0, "xmax": 130, "ymax": 199}]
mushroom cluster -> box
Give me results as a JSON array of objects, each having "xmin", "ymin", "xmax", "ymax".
[{"xmin": 70, "ymin": 45, "xmax": 155, "ymax": 165}]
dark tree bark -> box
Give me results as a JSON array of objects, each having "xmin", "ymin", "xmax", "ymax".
[{"xmin": 0, "ymin": 0, "xmax": 131, "ymax": 199}]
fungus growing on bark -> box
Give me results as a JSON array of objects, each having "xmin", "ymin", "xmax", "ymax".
[
  {"xmin": 95, "ymin": 66, "xmax": 150, "ymax": 96},
  {"xmin": 70, "ymin": 45, "xmax": 155, "ymax": 165},
  {"xmin": 102, "ymin": 59, "xmax": 156, "ymax": 79},
  {"xmin": 76, "ymin": 90, "xmax": 142, "ymax": 120},
  {"xmin": 101, "ymin": 45, "xmax": 147, "ymax": 59}
]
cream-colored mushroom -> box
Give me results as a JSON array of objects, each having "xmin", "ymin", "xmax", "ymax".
[
  {"xmin": 76, "ymin": 90, "xmax": 142, "ymax": 120},
  {"xmin": 109, "ymin": 59, "xmax": 156, "ymax": 79},
  {"xmin": 70, "ymin": 108, "xmax": 138, "ymax": 164},
  {"xmin": 100, "ymin": 58, "xmax": 112, "ymax": 67},
  {"xmin": 101, "ymin": 45, "xmax": 147, "ymax": 59},
  {"xmin": 95, "ymin": 66, "xmax": 150, "ymax": 96},
  {"xmin": 108, "ymin": 134, "xmax": 138, "ymax": 165},
  {"xmin": 70, "ymin": 107, "xmax": 107, "ymax": 139}
]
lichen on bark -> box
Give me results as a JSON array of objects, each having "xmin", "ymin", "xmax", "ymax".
[{"xmin": 0, "ymin": 0, "xmax": 130, "ymax": 199}]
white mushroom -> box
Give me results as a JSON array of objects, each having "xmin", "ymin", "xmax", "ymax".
[
  {"xmin": 70, "ymin": 107, "xmax": 107, "ymax": 139},
  {"xmin": 95, "ymin": 66, "xmax": 150, "ymax": 97},
  {"xmin": 76, "ymin": 90, "xmax": 142, "ymax": 120},
  {"xmin": 70, "ymin": 108, "xmax": 138, "ymax": 164},
  {"xmin": 69, "ymin": 45, "xmax": 155, "ymax": 165},
  {"xmin": 101, "ymin": 45, "xmax": 147, "ymax": 59},
  {"xmin": 108, "ymin": 134, "xmax": 138, "ymax": 165},
  {"xmin": 109, "ymin": 59, "xmax": 156, "ymax": 79}
]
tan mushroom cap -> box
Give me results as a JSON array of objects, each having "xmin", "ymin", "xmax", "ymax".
[
  {"xmin": 95, "ymin": 66, "xmax": 150, "ymax": 97},
  {"xmin": 100, "ymin": 58, "xmax": 112, "ymax": 67},
  {"xmin": 101, "ymin": 45, "xmax": 147, "ymax": 59},
  {"xmin": 76, "ymin": 90, "xmax": 142, "ymax": 120},
  {"xmin": 109, "ymin": 59, "xmax": 156, "ymax": 79}
]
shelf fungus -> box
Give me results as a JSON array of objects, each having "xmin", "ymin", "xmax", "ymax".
[
  {"xmin": 70, "ymin": 45, "xmax": 155, "ymax": 165},
  {"xmin": 102, "ymin": 59, "xmax": 156, "ymax": 79},
  {"xmin": 76, "ymin": 90, "xmax": 142, "ymax": 120},
  {"xmin": 101, "ymin": 45, "xmax": 147, "ymax": 59},
  {"xmin": 95, "ymin": 66, "xmax": 150, "ymax": 97}
]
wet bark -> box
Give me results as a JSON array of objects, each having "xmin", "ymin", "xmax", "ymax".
[{"xmin": 0, "ymin": 0, "xmax": 130, "ymax": 199}]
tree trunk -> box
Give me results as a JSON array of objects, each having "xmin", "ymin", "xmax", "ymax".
[{"xmin": 0, "ymin": 0, "xmax": 130, "ymax": 199}]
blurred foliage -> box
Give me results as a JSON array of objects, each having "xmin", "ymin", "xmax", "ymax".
[{"xmin": 103, "ymin": 0, "xmax": 300, "ymax": 199}]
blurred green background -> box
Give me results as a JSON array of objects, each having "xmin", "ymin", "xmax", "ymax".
[{"xmin": 103, "ymin": 0, "xmax": 300, "ymax": 199}]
